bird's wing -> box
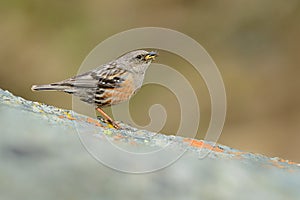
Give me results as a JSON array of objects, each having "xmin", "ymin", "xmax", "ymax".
[
  {"xmin": 92, "ymin": 64, "xmax": 127, "ymax": 89},
  {"xmin": 58, "ymin": 63, "xmax": 128, "ymax": 89}
]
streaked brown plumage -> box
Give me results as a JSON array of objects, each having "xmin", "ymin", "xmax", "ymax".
[{"xmin": 31, "ymin": 50, "xmax": 158, "ymax": 129}]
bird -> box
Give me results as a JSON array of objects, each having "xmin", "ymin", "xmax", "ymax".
[{"xmin": 31, "ymin": 50, "xmax": 158, "ymax": 129}]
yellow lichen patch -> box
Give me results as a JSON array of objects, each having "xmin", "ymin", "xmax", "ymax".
[
  {"xmin": 64, "ymin": 112, "xmax": 76, "ymax": 120},
  {"xmin": 107, "ymin": 123, "xmax": 114, "ymax": 129},
  {"xmin": 103, "ymin": 129, "xmax": 112, "ymax": 135},
  {"xmin": 32, "ymin": 104, "xmax": 43, "ymax": 113}
]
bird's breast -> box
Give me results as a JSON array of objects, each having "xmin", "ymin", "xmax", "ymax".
[{"xmin": 103, "ymin": 74, "xmax": 138, "ymax": 105}]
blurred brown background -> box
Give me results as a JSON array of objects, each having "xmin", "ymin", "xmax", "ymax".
[{"xmin": 0, "ymin": 0, "xmax": 299, "ymax": 161}]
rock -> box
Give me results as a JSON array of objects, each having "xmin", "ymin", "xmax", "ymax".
[{"xmin": 0, "ymin": 88, "xmax": 299, "ymax": 200}]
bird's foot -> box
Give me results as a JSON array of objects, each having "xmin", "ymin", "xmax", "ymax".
[{"xmin": 97, "ymin": 116, "xmax": 120, "ymax": 129}]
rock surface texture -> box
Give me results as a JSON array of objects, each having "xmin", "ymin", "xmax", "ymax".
[{"xmin": 0, "ymin": 88, "xmax": 299, "ymax": 200}]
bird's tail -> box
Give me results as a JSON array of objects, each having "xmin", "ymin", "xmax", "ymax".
[{"xmin": 31, "ymin": 83, "xmax": 70, "ymax": 91}]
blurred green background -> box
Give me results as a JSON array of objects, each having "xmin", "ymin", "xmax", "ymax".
[{"xmin": 0, "ymin": 0, "xmax": 299, "ymax": 162}]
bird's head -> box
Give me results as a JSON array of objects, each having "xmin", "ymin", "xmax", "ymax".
[{"xmin": 116, "ymin": 50, "xmax": 158, "ymax": 73}]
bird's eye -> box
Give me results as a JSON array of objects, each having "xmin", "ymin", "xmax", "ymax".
[{"xmin": 136, "ymin": 55, "xmax": 142, "ymax": 59}]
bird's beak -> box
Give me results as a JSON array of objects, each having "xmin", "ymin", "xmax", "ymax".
[{"xmin": 145, "ymin": 51, "xmax": 158, "ymax": 61}]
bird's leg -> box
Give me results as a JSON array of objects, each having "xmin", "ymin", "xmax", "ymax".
[{"xmin": 95, "ymin": 107, "xmax": 120, "ymax": 129}]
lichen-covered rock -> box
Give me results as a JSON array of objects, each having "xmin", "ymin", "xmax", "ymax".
[{"xmin": 0, "ymin": 89, "xmax": 299, "ymax": 200}]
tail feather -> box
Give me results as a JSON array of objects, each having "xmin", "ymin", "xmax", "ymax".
[{"xmin": 31, "ymin": 84, "xmax": 70, "ymax": 91}]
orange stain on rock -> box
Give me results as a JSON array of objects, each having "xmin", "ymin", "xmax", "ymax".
[
  {"xmin": 272, "ymin": 161, "xmax": 286, "ymax": 169},
  {"xmin": 87, "ymin": 117, "xmax": 98, "ymax": 124},
  {"xmin": 278, "ymin": 158, "xmax": 298, "ymax": 166},
  {"xmin": 59, "ymin": 114, "xmax": 104, "ymax": 127},
  {"xmin": 58, "ymin": 114, "xmax": 75, "ymax": 120},
  {"xmin": 183, "ymin": 138, "xmax": 224, "ymax": 152},
  {"xmin": 113, "ymin": 134, "xmax": 124, "ymax": 140},
  {"xmin": 288, "ymin": 161, "xmax": 298, "ymax": 165},
  {"xmin": 232, "ymin": 152, "xmax": 247, "ymax": 155},
  {"xmin": 86, "ymin": 117, "xmax": 103, "ymax": 127}
]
